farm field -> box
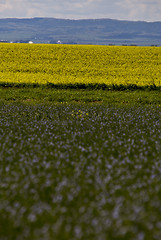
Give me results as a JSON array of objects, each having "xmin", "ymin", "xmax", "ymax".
[
  {"xmin": 0, "ymin": 87, "xmax": 161, "ymax": 105},
  {"xmin": 0, "ymin": 43, "xmax": 161, "ymax": 239},
  {"xmin": 0, "ymin": 43, "xmax": 161, "ymax": 88},
  {"xmin": 0, "ymin": 102, "xmax": 161, "ymax": 240}
]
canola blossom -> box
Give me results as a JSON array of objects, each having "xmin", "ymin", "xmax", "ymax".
[{"xmin": 0, "ymin": 43, "xmax": 161, "ymax": 86}]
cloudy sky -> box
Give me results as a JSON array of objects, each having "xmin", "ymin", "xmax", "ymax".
[{"xmin": 0, "ymin": 0, "xmax": 161, "ymax": 22}]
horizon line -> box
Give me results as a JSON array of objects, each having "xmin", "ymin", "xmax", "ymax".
[{"xmin": 0, "ymin": 16, "xmax": 161, "ymax": 23}]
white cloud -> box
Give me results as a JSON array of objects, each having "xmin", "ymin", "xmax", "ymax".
[
  {"xmin": 0, "ymin": 0, "xmax": 161, "ymax": 21},
  {"xmin": 116, "ymin": 0, "xmax": 161, "ymax": 21}
]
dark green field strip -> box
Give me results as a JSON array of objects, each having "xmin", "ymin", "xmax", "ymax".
[
  {"xmin": 0, "ymin": 87, "xmax": 161, "ymax": 105},
  {"xmin": 0, "ymin": 82, "xmax": 161, "ymax": 90}
]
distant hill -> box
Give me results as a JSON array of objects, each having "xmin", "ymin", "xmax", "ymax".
[{"xmin": 0, "ymin": 17, "xmax": 161, "ymax": 46}]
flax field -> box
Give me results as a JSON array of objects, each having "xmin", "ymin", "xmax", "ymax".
[{"xmin": 0, "ymin": 103, "xmax": 161, "ymax": 240}]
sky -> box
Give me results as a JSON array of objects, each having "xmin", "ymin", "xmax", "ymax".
[{"xmin": 0, "ymin": 0, "xmax": 161, "ymax": 22}]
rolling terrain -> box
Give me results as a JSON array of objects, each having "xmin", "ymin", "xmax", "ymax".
[{"xmin": 1, "ymin": 17, "xmax": 161, "ymax": 45}]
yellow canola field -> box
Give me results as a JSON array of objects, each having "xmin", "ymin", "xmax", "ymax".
[{"xmin": 0, "ymin": 43, "xmax": 161, "ymax": 86}]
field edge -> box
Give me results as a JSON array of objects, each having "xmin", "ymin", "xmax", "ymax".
[{"xmin": 1, "ymin": 87, "xmax": 161, "ymax": 106}]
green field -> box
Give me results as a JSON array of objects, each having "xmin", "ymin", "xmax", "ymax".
[
  {"xmin": 0, "ymin": 44, "xmax": 161, "ymax": 239},
  {"xmin": 0, "ymin": 88, "xmax": 161, "ymax": 106}
]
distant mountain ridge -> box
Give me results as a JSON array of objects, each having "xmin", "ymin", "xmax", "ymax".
[{"xmin": 0, "ymin": 17, "xmax": 161, "ymax": 46}]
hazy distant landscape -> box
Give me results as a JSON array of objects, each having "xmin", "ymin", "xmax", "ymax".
[{"xmin": 1, "ymin": 17, "xmax": 161, "ymax": 46}]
